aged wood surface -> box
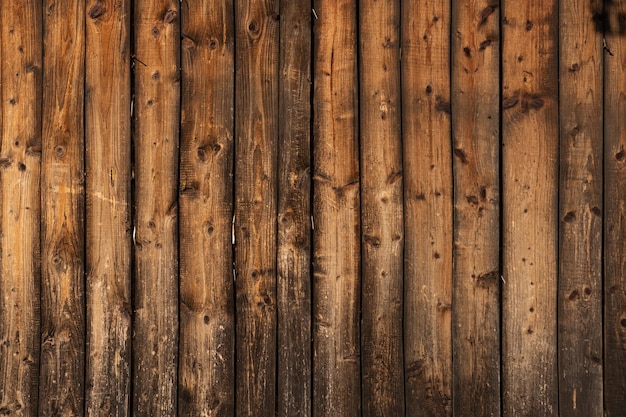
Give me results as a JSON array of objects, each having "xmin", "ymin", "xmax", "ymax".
[
  {"xmin": 501, "ymin": 0, "xmax": 559, "ymax": 415},
  {"xmin": 401, "ymin": 0, "xmax": 453, "ymax": 415},
  {"xmin": 39, "ymin": 0, "xmax": 85, "ymax": 415},
  {"xmin": 0, "ymin": 1, "xmax": 43, "ymax": 415},
  {"xmin": 84, "ymin": 0, "xmax": 133, "ymax": 415},
  {"xmin": 178, "ymin": 0, "xmax": 236, "ymax": 415},
  {"xmin": 277, "ymin": 0, "xmax": 312, "ymax": 416},
  {"xmin": 451, "ymin": 1, "xmax": 501, "ymax": 416},
  {"xmin": 132, "ymin": 1, "xmax": 180, "ymax": 415},
  {"xmin": 312, "ymin": 0, "xmax": 361, "ymax": 415}
]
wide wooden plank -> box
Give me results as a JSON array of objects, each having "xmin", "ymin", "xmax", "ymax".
[
  {"xmin": 401, "ymin": 0, "xmax": 452, "ymax": 415},
  {"xmin": 312, "ymin": 0, "xmax": 361, "ymax": 415},
  {"xmin": 276, "ymin": 1, "xmax": 312, "ymax": 416},
  {"xmin": 603, "ymin": 0, "xmax": 626, "ymax": 414},
  {"xmin": 501, "ymin": 0, "xmax": 559, "ymax": 415},
  {"xmin": 359, "ymin": 0, "xmax": 404, "ymax": 415},
  {"xmin": 558, "ymin": 1, "xmax": 604, "ymax": 416},
  {"xmin": 178, "ymin": 0, "xmax": 236, "ymax": 415},
  {"xmin": 450, "ymin": 1, "xmax": 501, "ymax": 416},
  {"xmin": 234, "ymin": 0, "xmax": 279, "ymax": 415},
  {"xmin": 132, "ymin": 1, "xmax": 180, "ymax": 415},
  {"xmin": 84, "ymin": 0, "xmax": 133, "ymax": 415},
  {"xmin": 39, "ymin": 0, "xmax": 86, "ymax": 415},
  {"xmin": 0, "ymin": 1, "xmax": 43, "ymax": 415}
]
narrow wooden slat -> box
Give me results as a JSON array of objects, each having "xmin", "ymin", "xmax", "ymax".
[
  {"xmin": 178, "ymin": 0, "xmax": 236, "ymax": 415},
  {"xmin": 0, "ymin": 1, "xmax": 43, "ymax": 415},
  {"xmin": 277, "ymin": 1, "xmax": 312, "ymax": 416},
  {"xmin": 401, "ymin": 0, "xmax": 452, "ymax": 415},
  {"xmin": 604, "ymin": 0, "xmax": 626, "ymax": 414},
  {"xmin": 501, "ymin": 0, "xmax": 559, "ymax": 415},
  {"xmin": 359, "ymin": 0, "xmax": 404, "ymax": 415},
  {"xmin": 450, "ymin": 1, "xmax": 500, "ymax": 416},
  {"xmin": 312, "ymin": 0, "xmax": 361, "ymax": 415},
  {"xmin": 39, "ymin": 0, "xmax": 86, "ymax": 415},
  {"xmin": 84, "ymin": 1, "xmax": 132, "ymax": 415},
  {"xmin": 234, "ymin": 0, "xmax": 279, "ymax": 415},
  {"xmin": 132, "ymin": 1, "xmax": 180, "ymax": 415},
  {"xmin": 558, "ymin": 1, "xmax": 604, "ymax": 415}
]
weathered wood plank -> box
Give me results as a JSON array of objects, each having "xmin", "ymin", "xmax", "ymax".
[
  {"xmin": 312, "ymin": 0, "xmax": 361, "ymax": 415},
  {"xmin": 359, "ymin": 0, "xmax": 404, "ymax": 415},
  {"xmin": 603, "ymin": 0, "xmax": 626, "ymax": 414},
  {"xmin": 450, "ymin": 1, "xmax": 501, "ymax": 416},
  {"xmin": 39, "ymin": 0, "xmax": 85, "ymax": 415},
  {"xmin": 401, "ymin": 0, "xmax": 452, "ymax": 415},
  {"xmin": 501, "ymin": 0, "xmax": 559, "ymax": 415},
  {"xmin": 178, "ymin": 0, "xmax": 236, "ymax": 415},
  {"xmin": 558, "ymin": 1, "xmax": 604, "ymax": 416},
  {"xmin": 132, "ymin": 1, "xmax": 180, "ymax": 415},
  {"xmin": 0, "ymin": 1, "xmax": 43, "ymax": 415},
  {"xmin": 234, "ymin": 0, "xmax": 279, "ymax": 415},
  {"xmin": 277, "ymin": 1, "xmax": 312, "ymax": 416},
  {"xmin": 84, "ymin": 0, "xmax": 133, "ymax": 415}
]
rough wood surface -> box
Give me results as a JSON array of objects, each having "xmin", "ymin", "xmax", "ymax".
[
  {"xmin": 277, "ymin": 1, "xmax": 312, "ymax": 416},
  {"xmin": 558, "ymin": 1, "xmax": 604, "ymax": 416},
  {"xmin": 501, "ymin": 0, "xmax": 559, "ymax": 415},
  {"xmin": 84, "ymin": 1, "xmax": 133, "ymax": 415},
  {"xmin": 178, "ymin": 0, "xmax": 236, "ymax": 415},
  {"xmin": 0, "ymin": 1, "xmax": 43, "ymax": 415},
  {"xmin": 451, "ymin": 1, "xmax": 501, "ymax": 416},
  {"xmin": 132, "ymin": 1, "xmax": 180, "ymax": 415},
  {"xmin": 39, "ymin": 0, "xmax": 85, "ymax": 415},
  {"xmin": 401, "ymin": 1, "xmax": 453, "ymax": 415},
  {"xmin": 359, "ymin": 0, "xmax": 404, "ymax": 415},
  {"xmin": 312, "ymin": 0, "xmax": 361, "ymax": 415},
  {"xmin": 234, "ymin": 0, "xmax": 279, "ymax": 415}
]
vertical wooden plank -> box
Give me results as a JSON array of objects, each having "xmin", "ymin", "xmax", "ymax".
[
  {"xmin": 450, "ymin": 1, "xmax": 501, "ymax": 416},
  {"xmin": 0, "ymin": 1, "xmax": 42, "ymax": 415},
  {"xmin": 178, "ymin": 0, "xmax": 235, "ymax": 415},
  {"xmin": 234, "ymin": 0, "xmax": 279, "ymax": 415},
  {"xmin": 39, "ymin": 0, "xmax": 86, "ymax": 415},
  {"xmin": 84, "ymin": 0, "xmax": 132, "ymax": 415},
  {"xmin": 312, "ymin": 0, "xmax": 361, "ymax": 415},
  {"xmin": 132, "ymin": 1, "xmax": 180, "ymax": 415},
  {"xmin": 558, "ymin": 0, "xmax": 604, "ymax": 416},
  {"xmin": 359, "ymin": 0, "xmax": 404, "ymax": 415},
  {"xmin": 501, "ymin": 0, "xmax": 559, "ymax": 415},
  {"xmin": 604, "ymin": 0, "xmax": 626, "ymax": 414},
  {"xmin": 277, "ymin": 1, "xmax": 311, "ymax": 416},
  {"xmin": 401, "ymin": 0, "xmax": 452, "ymax": 415}
]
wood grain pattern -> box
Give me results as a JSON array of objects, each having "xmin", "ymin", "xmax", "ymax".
[
  {"xmin": 312, "ymin": 0, "xmax": 361, "ymax": 415},
  {"xmin": 178, "ymin": 0, "xmax": 236, "ymax": 415},
  {"xmin": 84, "ymin": 1, "xmax": 133, "ymax": 415},
  {"xmin": 401, "ymin": 0, "xmax": 452, "ymax": 415},
  {"xmin": 0, "ymin": 1, "xmax": 43, "ymax": 415},
  {"xmin": 451, "ymin": 1, "xmax": 501, "ymax": 416},
  {"xmin": 501, "ymin": 0, "xmax": 559, "ymax": 415},
  {"xmin": 39, "ymin": 0, "xmax": 85, "ymax": 415}
]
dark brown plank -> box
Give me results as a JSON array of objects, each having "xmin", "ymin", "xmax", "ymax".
[
  {"xmin": 558, "ymin": 0, "xmax": 604, "ymax": 416},
  {"xmin": 234, "ymin": 0, "xmax": 279, "ymax": 415},
  {"xmin": 39, "ymin": 0, "xmax": 85, "ymax": 415},
  {"xmin": 277, "ymin": 0, "xmax": 312, "ymax": 416},
  {"xmin": 132, "ymin": 1, "xmax": 180, "ymax": 415},
  {"xmin": 401, "ymin": 0, "xmax": 453, "ymax": 415},
  {"xmin": 84, "ymin": 1, "xmax": 133, "ymax": 415},
  {"xmin": 0, "ymin": 1, "xmax": 43, "ymax": 415},
  {"xmin": 501, "ymin": 0, "xmax": 559, "ymax": 415},
  {"xmin": 450, "ymin": 1, "xmax": 501, "ymax": 416},
  {"xmin": 312, "ymin": 0, "xmax": 361, "ymax": 415},
  {"xmin": 178, "ymin": 0, "xmax": 236, "ymax": 415}
]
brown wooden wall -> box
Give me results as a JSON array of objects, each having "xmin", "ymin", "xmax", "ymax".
[{"xmin": 0, "ymin": 0, "xmax": 625, "ymax": 416}]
